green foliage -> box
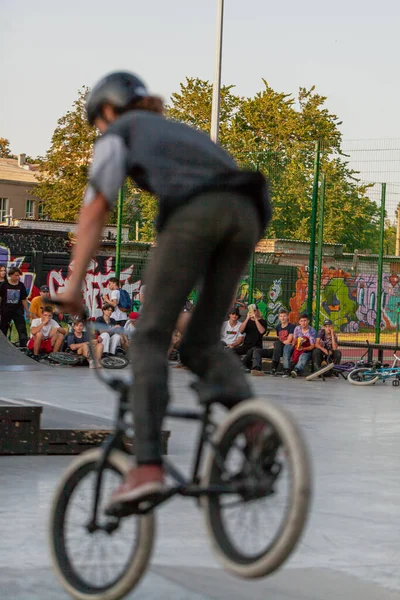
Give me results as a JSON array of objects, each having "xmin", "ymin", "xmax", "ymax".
[
  {"xmin": 134, "ymin": 191, "xmax": 158, "ymax": 242},
  {"xmin": 0, "ymin": 138, "xmax": 14, "ymax": 158},
  {"xmin": 35, "ymin": 77, "xmax": 384, "ymax": 251},
  {"xmin": 34, "ymin": 87, "xmax": 97, "ymax": 221},
  {"xmin": 167, "ymin": 78, "xmax": 381, "ymax": 252}
]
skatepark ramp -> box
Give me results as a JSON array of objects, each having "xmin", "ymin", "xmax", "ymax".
[{"xmin": 0, "ymin": 331, "xmax": 44, "ymax": 371}]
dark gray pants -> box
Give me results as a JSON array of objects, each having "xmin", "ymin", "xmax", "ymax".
[{"xmin": 129, "ymin": 191, "xmax": 260, "ymax": 464}]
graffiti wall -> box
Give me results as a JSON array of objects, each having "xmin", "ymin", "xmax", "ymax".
[
  {"xmin": 0, "ymin": 242, "xmax": 143, "ymax": 319},
  {"xmin": 2, "ymin": 235, "xmax": 400, "ymax": 335},
  {"xmin": 289, "ymin": 265, "xmax": 400, "ymax": 333},
  {"xmin": 48, "ymin": 256, "xmax": 141, "ymax": 319}
]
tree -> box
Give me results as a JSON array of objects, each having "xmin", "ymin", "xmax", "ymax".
[
  {"xmin": 34, "ymin": 87, "xmax": 97, "ymax": 221},
  {"xmin": 0, "ymin": 138, "xmax": 14, "ymax": 158},
  {"xmin": 167, "ymin": 78, "xmax": 380, "ymax": 252}
]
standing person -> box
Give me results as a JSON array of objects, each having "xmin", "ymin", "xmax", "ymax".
[
  {"xmin": 0, "ymin": 267, "xmax": 28, "ymax": 347},
  {"xmin": 57, "ymin": 71, "xmax": 271, "ymax": 510},
  {"xmin": 103, "ymin": 278, "xmax": 129, "ymax": 327},
  {"xmin": 0, "ymin": 265, "xmax": 6, "ymax": 285},
  {"xmin": 251, "ymin": 308, "xmax": 295, "ymax": 377},
  {"xmin": 312, "ymin": 319, "xmax": 341, "ymax": 372},
  {"xmin": 0, "ymin": 265, "xmax": 6, "ymax": 325},
  {"xmin": 291, "ymin": 314, "xmax": 316, "ymax": 378}
]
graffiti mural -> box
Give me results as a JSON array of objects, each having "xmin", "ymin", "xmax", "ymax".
[
  {"xmin": 48, "ymin": 256, "xmax": 141, "ymax": 319},
  {"xmin": 287, "ymin": 265, "xmax": 400, "ymax": 333},
  {"xmin": 0, "ymin": 244, "xmax": 36, "ymax": 297},
  {"xmin": 266, "ymin": 279, "xmax": 285, "ymax": 327}
]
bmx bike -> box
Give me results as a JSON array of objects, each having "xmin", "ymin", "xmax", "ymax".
[
  {"xmin": 348, "ymin": 351, "xmax": 400, "ymax": 386},
  {"xmin": 49, "ymin": 313, "xmax": 312, "ymax": 600}
]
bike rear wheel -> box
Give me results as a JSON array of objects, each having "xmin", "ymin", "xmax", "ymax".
[
  {"xmin": 101, "ymin": 355, "xmax": 129, "ymax": 369},
  {"xmin": 48, "ymin": 351, "xmax": 81, "ymax": 365},
  {"xmin": 202, "ymin": 398, "xmax": 311, "ymax": 579},
  {"xmin": 348, "ymin": 367, "xmax": 379, "ymax": 386},
  {"xmin": 49, "ymin": 448, "xmax": 155, "ymax": 600}
]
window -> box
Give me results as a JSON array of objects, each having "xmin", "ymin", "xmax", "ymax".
[
  {"xmin": 0, "ymin": 198, "xmax": 7, "ymax": 222},
  {"xmin": 25, "ymin": 199, "xmax": 35, "ymax": 219},
  {"xmin": 38, "ymin": 203, "xmax": 45, "ymax": 220}
]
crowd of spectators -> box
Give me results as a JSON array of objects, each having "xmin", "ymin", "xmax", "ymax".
[{"xmin": 0, "ymin": 265, "xmax": 342, "ymax": 377}]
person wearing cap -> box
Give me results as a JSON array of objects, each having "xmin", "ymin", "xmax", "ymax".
[
  {"xmin": 312, "ymin": 319, "xmax": 341, "ymax": 373},
  {"xmin": 121, "ymin": 311, "xmax": 140, "ymax": 352},
  {"xmin": 30, "ymin": 285, "xmax": 55, "ymax": 322}
]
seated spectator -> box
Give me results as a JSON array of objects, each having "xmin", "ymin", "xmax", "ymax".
[
  {"xmin": 233, "ymin": 305, "xmax": 267, "ymax": 370},
  {"xmin": 96, "ymin": 303, "xmax": 123, "ymax": 355},
  {"xmin": 28, "ymin": 306, "xmax": 66, "ymax": 356},
  {"xmin": 251, "ymin": 308, "xmax": 295, "ymax": 376},
  {"xmin": 30, "ymin": 285, "xmax": 55, "ymax": 321},
  {"xmin": 221, "ymin": 308, "xmax": 245, "ymax": 349},
  {"xmin": 66, "ymin": 318, "xmax": 103, "ymax": 368},
  {"xmin": 290, "ymin": 313, "xmax": 316, "ymax": 378},
  {"xmin": 312, "ymin": 319, "xmax": 342, "ymax": 373},
  {"xmin": 168, "ymin": 329, "xmax": 182, "ymax": 361},
  {"xmin": 121, "ymin": 311, "xmax": 139, "ymax": 352}
]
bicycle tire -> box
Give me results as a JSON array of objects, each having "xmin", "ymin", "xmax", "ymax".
[
  {"xmin": 101, "ymin": 355, "xmax": 129, "ymax": 369},
  {"xmin": 202, "ymin": 398, "xmax": 312, "ymax": 579},
  {"xmin": 49, "ymin": 448, "xmax": 155, "ymax": 600},
  {"xmin": 347, "ymin": 367, "xmax": 379, "ymax": 386},
  {"xmin": 305, "ymin": 362, "xmax": 334, "ymax": 381},
  {"xmin": 48, "ymin": 352, "xmax": 81, "ymax": 366}
]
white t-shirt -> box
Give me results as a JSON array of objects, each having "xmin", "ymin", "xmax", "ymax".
[
  {"xmin": 30, "ymin": 318, "xmax": 59, "ymax": 339},
  {"xmin": 220, "ymin": 320, "xmax": 244, "ymax": 345},
  {"xmin": 124, "ymin": 321, "xmax": 136, "ymax": 335},
  {"xmin": 109, "ymin": 289, "xmax": 126, "ymax": 322}
]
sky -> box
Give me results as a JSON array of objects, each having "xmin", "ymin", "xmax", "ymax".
[{"xmin": 1, "ymin": 0, "xmax": 400, "ymax": 168}]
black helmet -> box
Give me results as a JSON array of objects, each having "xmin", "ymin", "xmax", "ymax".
[{"xmin": 86, "ymin": 71, "xmax": 148, "ymax": 126}]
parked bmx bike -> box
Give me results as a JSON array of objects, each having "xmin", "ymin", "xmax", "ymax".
[{"xmin": 348, "ymin": 351, "xmax": 400, "ymax": 386}]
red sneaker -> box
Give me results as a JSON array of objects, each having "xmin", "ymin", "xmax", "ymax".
[{"xmin": 106, "ymin": 464, "xmax": 166, "ymax": 512}]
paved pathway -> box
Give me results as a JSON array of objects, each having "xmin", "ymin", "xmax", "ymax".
[{"xmin": 1, "ymin": 367, "xmax": 400, "ymax": 599}]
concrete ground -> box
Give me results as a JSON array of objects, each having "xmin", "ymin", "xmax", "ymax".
[{"xmin": 1, "ymin": 366, "xmax": 400, "ymax": 599}]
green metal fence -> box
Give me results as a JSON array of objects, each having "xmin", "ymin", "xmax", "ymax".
[{"xmin": 114, "ymin": 138, "xmax": 400, "ymax": 345}]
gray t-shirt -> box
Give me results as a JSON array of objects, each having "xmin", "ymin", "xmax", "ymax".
[{"xmin": 84, "ymin": 111, "xmax": 271, "ymax": 231}]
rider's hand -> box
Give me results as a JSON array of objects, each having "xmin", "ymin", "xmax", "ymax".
[{"xmin": 54, "ymin": 289, "xmax": 85, "ymax": 317}]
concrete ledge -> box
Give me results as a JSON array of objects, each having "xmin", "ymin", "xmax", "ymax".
[{"xmin": 0, "ymin": 402, "xmax": 170, "ymax": 456}]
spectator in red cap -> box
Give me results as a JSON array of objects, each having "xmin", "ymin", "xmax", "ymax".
[{"xmin": 121, "ymin": 311, "xmax": 140, "ymax": 351}]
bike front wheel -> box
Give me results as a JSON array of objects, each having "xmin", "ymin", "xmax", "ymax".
[
  {"xmin": 348, "ymin": 367, "xmax": 379, "ymax": 386},
  {"xmin": 49, "ymin": 448, "xmax": 155, "ymax": 600},
  {"xmin": 202, "ymin": 398, "xmax": 311, "ymax": 579}
]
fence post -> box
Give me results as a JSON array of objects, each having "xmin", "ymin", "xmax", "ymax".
[
  {"xmin": 306, "ymin": 141, "xmax": 321, "ymax": 322},
  {"xmin": 314, "ymin": 173, "xmax": 326, "ymax": 334},
  {"xmin": 115, "ymin": 187, "xmax": 124, "ymax": 279},
  {"xmin": 248, "ymin": 251, "xmax": 255, "ymax": 305},
  {"xmin": 375, "ymin": 182, "xmax": 386, "ymax": 343}
]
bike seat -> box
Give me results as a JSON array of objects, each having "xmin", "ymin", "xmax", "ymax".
[{"xmin": 190, "ymin": 381, "xmax": 248, "ymax": 407}]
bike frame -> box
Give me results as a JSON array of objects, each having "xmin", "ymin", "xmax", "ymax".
[
  {"xmin": 50, "ymin": 305, "xmax": 273, "ymax": 530},
  {"xmin": 360, "ymin": 353, "xmax": 400, "ymax": 382},
  {"xmin": 87, "ymin": 381, "xmax": 272, "ymax": 529}
]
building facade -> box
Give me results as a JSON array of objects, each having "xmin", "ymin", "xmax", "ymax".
[{"xmin": 0, "ymin": 154, "xmax": 40, "ymax": 222}]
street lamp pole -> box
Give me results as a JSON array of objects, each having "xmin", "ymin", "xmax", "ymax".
[{"xmin": 210, "ymin": 0, "xmax": 224, "ymax": 143}]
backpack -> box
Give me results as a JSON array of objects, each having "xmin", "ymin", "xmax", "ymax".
[{"xmin": 118, "ymin": 289, "xmax": 131, "ymax": 312}]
